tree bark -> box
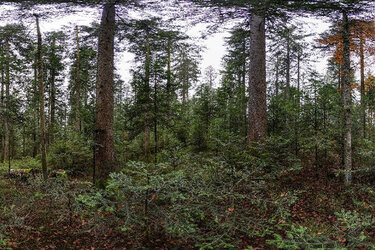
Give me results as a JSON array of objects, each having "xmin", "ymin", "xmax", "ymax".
[
  {"xmin": 275, "ymin": 57, "xmax": 279, "ymax": 97},
  {"xmin": 166, "ymin": 37, "xmax": 171, "ymax": 116},
  {"xmin": 297, "ymin": 51, "xmax": 301, "ymax": 103},
  {"xmin": 49, "ymin": 36, "xmax": 56, "ymax": 145},
  {"xmin": 1, "ymin": 55, "xmax": 4, "ymax": 163},
  {"xmin": 285, "ymin": 29, "xmax": 290, "ymax": 100},
  {"xmin": 75, "ymin": 25, "xmax": 81, "ymax": 132},
  {"xmin": 144, "ymin": 25, "xmax": 151, "ymax": 160},
  {"xmin": 32, "ymin": 52, "xmax": 38, "ymax": 158},
  {"xmin": 35, "ymin": 15, "xmax": 48, "ymax": 180},
  {"xmin": 359, "ymin": 32, "xmax": 365, "ymax": 138},
  {"xmin": 4, "ymin": 39, "xmax": 10, "ymax": 163},
  {"xmin": 342, "ymin": 11, "xmax": 352, "ymax": 185},
  {"xmin": 247, "ymin": 13, "xmax": 267, "ymax": 144},
  {"xmin": 242, "ymin": 39, "xmax": 247, "ymax": 137},
  {"xmin": 95, "ymin": 2, "xmax": 115, "ymax": 187}
]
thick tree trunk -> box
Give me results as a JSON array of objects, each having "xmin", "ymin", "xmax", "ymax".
[
  {"xmin": 359, "ymin": 33, "xmax": 365, "ymax": 138},
  {"xmin": 342, "ymin": 11, "xmax": 352, "ymax": 185},
  {"xmin": 35, "ymin": 15, "xmax": 48, "ymax": 180},
  {"xmin": 75, "ymin": 25, "xmax": 81, "ymax": 132},
  {"xmin": 247, "ymin": 13, "xmax": 267, "ymax": 144},
  {"xmin": 95, "ymin": 3, "xmax": 115, "ymax": 187}
]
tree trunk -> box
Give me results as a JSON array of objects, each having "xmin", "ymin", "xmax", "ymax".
[
  {"xmin": 154, "ymin": 72, "xmax": 158, "ymax": 165},
  {"xmin": 35, "ymin": 15, "xmax": 48, "ymax": 180},
  {"xmin": 32, "ymin": 52, "xmax": 38, "ymax": 158},
  {"xmin": 95, "ymin": 2, "xmax": 115, "ymax": 187},
  {"xmin": 275, "ymin": 57, "xmax": 280, "ymax": 97},
  {"xmin": 342, "ymin": 11, "xmax": 352, "ymax": 185},
  {"xmin": 50, "ymin": 36, "xmax": 56, "ymax": 145},
  {"xmin": 166, "ymin": 37, "xmax": 171, "ymax": 117},
  {"xmin": 75, "ymin": 25, "xmax": 81, "ymax": 132},
  {"xmin": 285, "ymin": 29, "xmax": 290, "ymax": 100},
  {"xmin": 297, "ymin": 51, "xmax": 301, "ymax": 105},
  {"xmin": 4, "ymin": 39, "xmax": 10, "ymax": 163},
  {"xmin": 181, "ymin": 52, "xmax": 188, "ymax": 107},
  {"xmin": 247, "ymin": 13, "xmax": 267, "ymax": 144},
  {"xmin": 242, "ymin": 40, "xmax": 247, "ymax": 137},
  {"xmin": 144, "ymin": 26, "xmax": 151, "ymax": 160},
  {"xmin": 1, "ymin": 57, "xmax": 4, "ymax": 163},
  {"xmin": 359, "ymin": 32, "xmax": 365, "ymax": 138},
  {"xmin": 295, "ymin": 51, "xmax": 301, "ymax": 156}
]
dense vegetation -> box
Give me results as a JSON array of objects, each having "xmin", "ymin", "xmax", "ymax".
[{"xmin": 1, "ymin": 0, "xmax": 375, "ymax": 248}]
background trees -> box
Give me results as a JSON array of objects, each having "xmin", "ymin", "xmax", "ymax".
[{"xmin": 0, "ymin": 1, "xmax": 375, "ymax": 247}]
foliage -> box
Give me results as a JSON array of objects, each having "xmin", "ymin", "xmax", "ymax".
[{"xmin": 48, "ymin": 132, "xmax": 92, "ymax": 174}]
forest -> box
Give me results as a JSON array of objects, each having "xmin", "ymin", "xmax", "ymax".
[{"xmin": 0, "ymin": 0, "xmax": 375, "ymax": 249}]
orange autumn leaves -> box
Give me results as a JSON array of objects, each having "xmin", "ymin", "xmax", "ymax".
[
  {"xmin": 365, "ymin": 74, "xmax": 375, "ymax": 92},
  {"xmin": 319, "ymin": 20, "xmax": 375, "ymax": 66}
]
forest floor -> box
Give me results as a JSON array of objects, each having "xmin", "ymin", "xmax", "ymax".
[{"xmin": 0, "ymin": 159, "xmax": 375, "ymax": 249}]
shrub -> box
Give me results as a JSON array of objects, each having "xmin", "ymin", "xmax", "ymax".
[{"xmin": 48, "ymin": 133, "xmax": 92, "ymax": 174}]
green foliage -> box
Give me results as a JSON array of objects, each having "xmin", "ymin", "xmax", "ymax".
[
  {"xmin": 334, "ymin": 209, "xmax": 375, "ymax": 248},
  {"xmin": 0, "ymin": 157, "xmax": 40, "ymax": 171},
  {"xmin": 48, "ymin": 132, "xmax": 92, "ymax": 174},
  {"xmin": 248, "ymin": 136, "xmax": 302, "ymax": 177},
  {"xmin": 267, "ymin": 224, "xmax": 339, "ymax": 249},
  {"xmin": 355, "ymin": 139, "xmax": 375, "ymax": 179},
  {"xmin": 267, "ymin": 209, "xmax": 375, "ymax": 249},
  {"xmin": 74, "ymin": 154, "xmax": 305, "ymax": 248}
]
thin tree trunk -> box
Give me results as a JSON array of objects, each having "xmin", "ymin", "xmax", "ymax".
[
  {"xmin": 4, "ymin": 39, "xmax": 10, "ymax": 162},
  {"xmin": 1, "ymin": 58, "xmax": 4, "ymax": 163},
  {"xmin": 297, "ymin": 52, "xmax": 301, "ymax": 105},
  {"xmin": 35, "ymin": 14, "xmax": 48, "ymax": 180},
  {"xmin": 50, "ymin": 36, "xmax": 56, "ymax": 145},
  {"xmin": 275, "ymin": 57, "xmax": 280, "ymax": 97},
  {"xmin": 295, "ymin": 51, "xmax": 301, "ymax": 156},
  {"xmin": 181, "ymin": 52, "xmax": 188, "ymax": 107},
  {"xmin": 359, "ymin": 33, "xmax": 365, "ymax": 138},
  {"xmin": 247, "ymin": 13, "xmax": 267, "ymax": 144},
  {"xmin": 33, "ymin": 53, "xmax": 38, "ymax": 158},
  {"xmin": 154, "ymin": 72, "xmax": 158, "ymax": 165},
  {"xmin": 285, "ymin": 29, "xmax": 290, "ymax": 100},
  {"xmin": 144, "ymin": 26, "xmax": 151, "ymax": 160},
  {"xmin": 242, "ymin": 40, "xmax": 247, "ymax": 137},
  {"xmin": 342, "ymin": 11, "xmax": 352, "ymax": 185},
  {"xmin": 95, "ymin": 2, "xmax": 115, "ymax": 187},
  {"xmin": 75, "ymin": 25, "xmax": 81, "ymax": 132},
  {"xmin": 166, "ymin": 37, "xmax": 171, "ymax": 118}
]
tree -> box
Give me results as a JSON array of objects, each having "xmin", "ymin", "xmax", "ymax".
[
  {"xmin": 247, "ymin": 11, "xmax": 266, "ymax": 144},
  {"xmin": 35, "ymin": 14, "xmax": 48, "ymax": 180},
  {"xmin": 74, "ymin": 25, "xmax": 81, "ymax": 132},
  {"xmin": 45, "ymin": 31, "xmax": 66, "ymax": 146},
  {"xmin": 221, "ymin": 27, "xmax": 249, "ymax": 137},
  {"xmin": 320, "ymin": 20, "xmax": 375, "ymax": 138},
  {"xmin": 95, "ymin": 2, "xmax": 115, "ymax": 187}
]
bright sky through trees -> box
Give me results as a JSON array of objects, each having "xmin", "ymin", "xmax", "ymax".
[{"xmin": 0, "ymin": 4, "xmax": 332, "ymax": 89}]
